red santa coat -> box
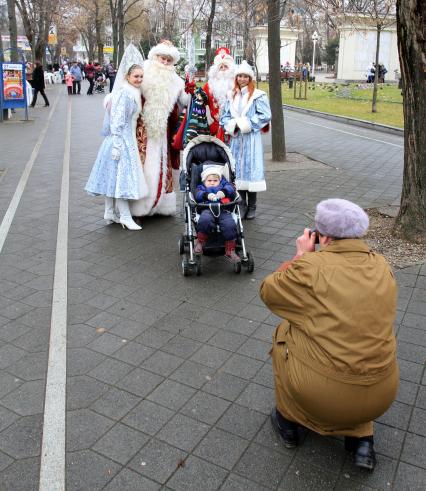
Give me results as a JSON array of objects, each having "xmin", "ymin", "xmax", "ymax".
[{"xmin": 202, "ymin": 82, "xmax": 226, "ymax": 142}]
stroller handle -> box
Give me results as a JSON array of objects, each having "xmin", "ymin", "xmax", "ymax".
[{"xmin": 188, "ymin": 194, "xmax": 242, "ymax": 210}]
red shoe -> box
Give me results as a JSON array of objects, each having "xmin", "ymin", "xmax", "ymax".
[
  {"xmin": 225, "ymin": 240, "xmax": 241, "ymax": 263},
  {"xmin": 194, "ymin": 232, "xmax": 208, "ymax": 255}
]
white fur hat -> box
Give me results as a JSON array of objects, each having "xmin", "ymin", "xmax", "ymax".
[
  {"xmin": 148, "ymin": 41, "xmax": 180, "ymax": 64},
  {"xmin": 315, "ymin": 199, "xmax": 369, "ymax": 238},
  {"xmin": 234, "ymin": 60, "xmax": 254, "ymax": 79},
  {"xmin": 201, "ymin": 165, "xmax": 223, "ymax": 182}
]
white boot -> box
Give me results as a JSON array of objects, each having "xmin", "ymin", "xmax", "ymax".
[
  {"xmin": 116, "ymin": 199, "xmax": 142, "ymax": 230},
  {"xmin": 104, "ymin": 197, "xmax": 119, "ymax": 224}
]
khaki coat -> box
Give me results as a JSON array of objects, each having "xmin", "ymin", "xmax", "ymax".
[{"xmin": 260, "ymin": 239, "xmax": 399, "ymax": 437}]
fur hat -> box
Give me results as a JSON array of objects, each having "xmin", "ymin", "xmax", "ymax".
[
  {"xmin": 213, "ymin": 47, "xmax": 234, "ymax": 68},
  {"xmin": 234, "ymin": 60, "xmax": 254, "ymax": 79},
  {"xmin": 315, "ymin": 199, "xmax": 369, "ymax": 238},
  {"xmin": 201, "ymin": 165, "xmax": 223, "ymax": 182},
  {"xmin": 148, "ymin": 40, "xmax": 180, "ymax": 64}
]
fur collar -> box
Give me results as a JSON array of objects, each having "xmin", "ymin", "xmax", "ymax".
[{"xmin": 122, "ymin": 81, "xmax": 142, "ymax": 112}]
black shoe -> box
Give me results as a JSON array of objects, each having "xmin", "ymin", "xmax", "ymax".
[
  {"xmin": 270, "ymin": 408, "xmax": 298, "ymax": 448},
  {"xmin": 345, "ymin": 437, "xmax": 376, "ymax": 471},
  {"xmin": 246, "ymin": 207, "xmax": 256, "ymax": 220}
]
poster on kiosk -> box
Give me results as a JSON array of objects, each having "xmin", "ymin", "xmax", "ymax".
[{"xmin": 0, "ymin": 62, "xmax": 28, "ymax": 121}]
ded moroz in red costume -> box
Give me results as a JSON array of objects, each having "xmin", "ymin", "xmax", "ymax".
[{"xmin": 202, "ymin": 48, "xmax": 235, "ymax": 142}]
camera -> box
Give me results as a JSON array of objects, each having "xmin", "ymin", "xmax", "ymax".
[{"xmin": 309, "ymin": 229, "xmax": 320, "ymax": 244}]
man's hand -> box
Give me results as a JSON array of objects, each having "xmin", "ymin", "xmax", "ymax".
[{"xmin": 295, "ymin": 228, "xmax": 316, "ymax": 257}]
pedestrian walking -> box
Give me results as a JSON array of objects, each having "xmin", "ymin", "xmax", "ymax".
[
  {"xmin": 85, "ymin": 62, "xmax": 148, "ymax": 231},
  {"xmin": 85, "ymin": 61, "xmax": 96, "ymax": 94},
  {"xmin": 106, "ymin": 61, "xmax": 117, "ymax": 93},
  {"xmin": 65, "ymin": 72, "xmax": 73, "ymax": 95},
  {"xmin": 260, "ymin": 199, "xmax": 399, "ymax": 472},
  {"xmin": 220, "ymin": 60, "xmax": 271, "ymax": 219},
  {"xmin": 70, "ymin": 61, "xmax": 82, "ymax": 94},
  {"xmin": 30, "ymin": 60, "xmax": 50, "ymax": 107}
]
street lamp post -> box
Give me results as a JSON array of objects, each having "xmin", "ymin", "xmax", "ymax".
[{"xmin": 311, "ymin": 31, "xmax": 319, "ymax": 79}]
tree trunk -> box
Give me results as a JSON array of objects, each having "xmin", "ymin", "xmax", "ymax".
[
  {"xmin": 268, "ymin": 0, "xmax": 286, "ymax": 161},
  {"xmin": 118, "ymin": 0, "xmax": 124, "ymax": 64},
  {"xmin": 204, "ymin": 0, "xmax": 216, "ymax": 71},
  {"xmin": 394, "ymin": 0, "xmax": 426, "ymax": 238},
  {"xmin": 95, "ymin": 2, "xmax": 104, "ymax": 63},
  {"xmin": 109, "ymin": 0, "xmax": 118, "ymax": 66},
  {"xmin": 7, "ymin": 0, "xmax": 19, "ymax": 62},
  {"xmin": 0, "ymin": 30, "xmax": 4, "ymax": 62},
  {"xmin": 372, "ymin": 24, "xmax": 381, "ymax": 113}
]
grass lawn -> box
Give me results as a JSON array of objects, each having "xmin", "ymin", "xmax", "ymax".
[{"xmin": 258, "ymin": 82, "xmax": 404, "ymax": 128}]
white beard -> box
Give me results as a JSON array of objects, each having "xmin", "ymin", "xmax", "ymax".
[
  {"xmin": 141, "ymin": 60, "xmax": 181, "ymax": 140},
  {"xmin": 208, "ymin": 69, "xmax": 234, "ymax": 107}
]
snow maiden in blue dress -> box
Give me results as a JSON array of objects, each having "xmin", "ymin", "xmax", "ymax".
[
  {"xmin": 85, "ymin": 62, "xmax": 148, "ymax": 230},
  {"xmin": 220, "ymin": 61, "xmax": 271, "ymax": 220}
]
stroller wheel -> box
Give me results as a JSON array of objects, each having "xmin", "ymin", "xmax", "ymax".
[
  {"xmin": 178, "ymin": 235, "xmax": 185, "ymax": 255},
  {"xmin": 247, "ymin": 252, "xmax": 255, "ymax": 273},
  {"xmin": 234, "ymin": 261, "xmax": 242, "ymax": 274},
  {"xmin": 182, "ymin": 258, "xmax": 191, "ymax": 276}
]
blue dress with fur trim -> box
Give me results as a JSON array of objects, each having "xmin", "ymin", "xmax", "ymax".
[
  {"xmin": 85, "ymin": 84, "xmax": 147, "ymax": 200},
  {"xmin": 220, "ymin": 88, "xmax": 271, "ymax": 192}
]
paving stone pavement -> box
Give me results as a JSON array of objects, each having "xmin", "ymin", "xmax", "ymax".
[{"xmin": 0, "ymin": 84, "xmax": 425, "ymax": 490}]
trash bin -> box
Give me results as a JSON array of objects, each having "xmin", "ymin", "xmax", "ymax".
[{"xmin": 288, "ymin": 78, "xmax": 294, "ymax": 89}]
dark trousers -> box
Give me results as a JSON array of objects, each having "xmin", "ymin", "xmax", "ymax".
[
  {"xmin": 197, "ymin": 210, "xmax": 237, "ymax": 241},
  {"xmin": 72, "ymin": 80, "xmax": 81, "ymax": 94},
  {"xmin": 67, "ymin": 86, "xmax": 72, "ymax": 95},
  {"xmin": 31, "ymin": 88, "xmax": 49, "ymax": 106},
  {"xmin": 87, "ymin": 78, "xmax": 94, "ymax": 94},
  {"xmin": 109, "ymin": 77, "xmax": 115, "ymax": 93}
]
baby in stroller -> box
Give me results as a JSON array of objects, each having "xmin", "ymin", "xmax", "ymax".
[
  {"xmin": 94, "ymin": 72, "xmax": 106, "ymax": 93},
  {"xmin": 194, "ymin": 165, "xmax": 240, "ymax": 263}
]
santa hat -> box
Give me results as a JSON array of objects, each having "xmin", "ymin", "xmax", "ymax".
[
  {"xmin": 201, "ymin": 164, "xmax": 223, "ymax": 182},
  {"xmin": 235, "ymin": 60, "xmax": 254, "ymax": 79},
  {"xmin": 213, "ymin": 47, "xmax": 234, "ymax": 68},
  {"xmin": 148, "ymin": 40, "xmax": 180, "ymax": 64}
]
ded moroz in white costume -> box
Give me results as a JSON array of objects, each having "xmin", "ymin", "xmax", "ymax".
[{"xmin": 129, "ymin": 41, "xmax": 190, "ymax": 217}]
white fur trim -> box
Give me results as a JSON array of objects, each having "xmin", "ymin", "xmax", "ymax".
[
  {"xmin": 148, "ymin": 43, "xmax": 180, "ymax": 64},
  {"xmin": 205, "ymin": 106, "xmax": 214, "ymax": 125},
  {"xmin": 230, "ymin": 89, "xmax": 266, "ymax": 119},
  {"xmin": 236, "ymin": 179, "xmax": 267, "ymax": 192},
  {"xmin": 236, "ymin": 117, "xmax": 251, "ymax": 134},
  {"xmin": 130, "ymin": 136, "xmax": 174, "ymax": 216},
  {"xmin": 225, "ymin": 119, "xmax": 237, "ymax": 135},
  {"xmin": 154, "ymin": 191, "xmax": 176, "ymax": 215},
  {"xmin": 181, "ymin": 135, "xmax": 235, "ymax": 173},
  {"xmin": 213, "ymin": 53, "xmax": 234, "ymax": 67},
  {"xmin": 235, "ymin": 60, "xmax": 254, "ymax": 78}
]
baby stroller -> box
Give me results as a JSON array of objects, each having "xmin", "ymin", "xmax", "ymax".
[
  {"xmin": 94, "ymin": 73, "xmax": 107, "ymax": 94},
  {"xmin": 178, "ymin": 135, "xmax": 254, "ymax": 276}
]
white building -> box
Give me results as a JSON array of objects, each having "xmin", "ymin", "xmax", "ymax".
[
  {"xmin": 250, "ymin": 25, "xmax": 299, "ymax": 79},
  {"xmin": 337, "ymin": 18, "xmax": 399, "ymax": 81}
]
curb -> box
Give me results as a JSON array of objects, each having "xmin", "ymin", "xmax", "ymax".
[{"xmin": 283, "ymin": 104, "xmax": 404, "ymax": 136}]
